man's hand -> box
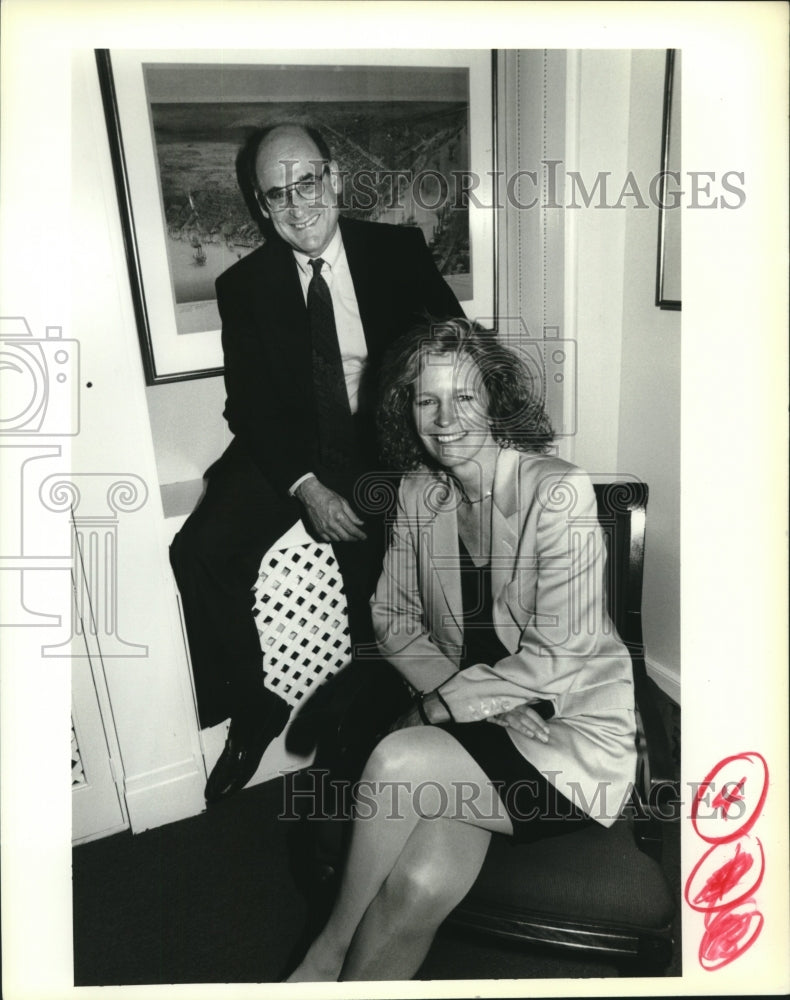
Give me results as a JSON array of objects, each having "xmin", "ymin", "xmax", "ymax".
[
  {"xmin": 295, "ymin": 477, "xmax": 367, "ymax": 542},
  {"xmin": 489, "ymin": 704, "xmax": 551, "ymax": 743}
]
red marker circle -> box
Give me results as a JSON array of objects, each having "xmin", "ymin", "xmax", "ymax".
[
  {"xmin": 691, "ymin": 752, "xmax": 768, "ymax": 843},
  {"xmin": 699, "ymin": 899, "xmax": 764, "ymax": 971},
  {"xmin": 684, "ymin": 835, "xmax": 765, "ymax": 913}
]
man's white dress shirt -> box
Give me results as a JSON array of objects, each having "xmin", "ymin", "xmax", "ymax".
[{"xmin": 290, "ymin": 227, "xmax": 367, "ymax": 494}]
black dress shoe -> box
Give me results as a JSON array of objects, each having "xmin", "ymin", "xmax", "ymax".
[{"xmin": 205, "ymin": 698, "xmax": 291, "ymax": 804}]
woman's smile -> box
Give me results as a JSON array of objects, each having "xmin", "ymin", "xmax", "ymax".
[{"xmin": 434, "ymin": 431, "xmax": 468, "ymax": 444}]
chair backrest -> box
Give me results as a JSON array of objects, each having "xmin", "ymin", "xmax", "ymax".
[
  {"xmin": 593, "ymin": 481, "xmax": 674, "ymax": 818},
  {"xmin": 592, "ymin": 481, "xmax": 648, "ymax": 654}
]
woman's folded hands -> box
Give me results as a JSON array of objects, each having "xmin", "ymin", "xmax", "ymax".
[{"xmin": 488, "ymin": 703, "xmax": 551, "ymax": 743}]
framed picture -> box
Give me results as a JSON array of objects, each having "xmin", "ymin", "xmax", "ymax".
[
  {"xmin": 96, "ymin": 49, "xmax": 497, "ymax": 385},
  {"xmin": 655, "ymin": 49, "xmax": 681, "ymax": 310}
]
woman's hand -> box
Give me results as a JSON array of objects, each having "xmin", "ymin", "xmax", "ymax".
[{"xmin": 488, "ymin": 704, "xmax": 551, "ymax": 743}]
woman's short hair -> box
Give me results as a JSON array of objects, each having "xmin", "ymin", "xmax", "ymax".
[{"xmin": 377, "ymin": 317, "xmax": 555, "ymax": 471}]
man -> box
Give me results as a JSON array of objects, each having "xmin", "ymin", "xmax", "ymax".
[{"xmin": 170, "ymin": 123, "xmax": 463, "ymax": 803}]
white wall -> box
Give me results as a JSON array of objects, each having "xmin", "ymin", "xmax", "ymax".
[
  {"xmin": 566, "ymin": 50, "xmax": 680, "ymax": 701},
  {"xmin": 146, "ymin": 377, "xmax": 227, "ymax": 487},
  {"xmin": 564, "ymin": 50, "xmax": 631, "ymax": 474},
  {"xmin": 67, "ymin": 50, "xmax": 209, "ymax": 830},
  {"xmin": 618, "ymin": 50, "xmax": 681, "ymax": 699}
]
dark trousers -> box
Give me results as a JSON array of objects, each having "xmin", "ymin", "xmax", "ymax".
[{"xmin": 169, "ymin": 439, "xmax": 388, "ymax": 729}]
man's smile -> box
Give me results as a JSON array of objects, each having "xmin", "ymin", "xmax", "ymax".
[{"xmin": 290, "ymin": 214, "xmax": 321, "ymax": 231}]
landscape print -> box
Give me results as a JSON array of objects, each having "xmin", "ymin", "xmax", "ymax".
[{"xmin": 143, "ymin": 62, "xmax": 471, "ymax": 334}]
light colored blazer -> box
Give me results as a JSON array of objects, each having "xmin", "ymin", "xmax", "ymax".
[{"xmin": 371, "ymin": 448, "xmax": 638, "ymax": 826}]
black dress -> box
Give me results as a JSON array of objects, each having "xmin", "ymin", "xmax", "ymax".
[{"xmin": 437, "ymin": 536, "xmax": 592, "ymax": 842}]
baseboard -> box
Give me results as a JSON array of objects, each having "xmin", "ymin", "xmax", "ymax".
[
  {"xmin": 124, "ymin": 757, "xmax": 207, "ymax": 833},
  {"xmin": 72, "ymin": 820, "xmax": 130, "ymax": 847},
  {"xmin": 645, "ymin": 656, "xmax": 680, "ymax": 705}
]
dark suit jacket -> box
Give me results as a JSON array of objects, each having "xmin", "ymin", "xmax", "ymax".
[{"xmin": 215, "ymin": 217, "xmax": 463, "ymax": 494}]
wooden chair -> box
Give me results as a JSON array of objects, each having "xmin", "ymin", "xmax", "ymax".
[
  {"xmin": 445, "ymin": 481, "xmax": 677, "ymax": 975},
  {"xmin": 286, "ymin": 480, "xmax": 678, "ymax": 975}
]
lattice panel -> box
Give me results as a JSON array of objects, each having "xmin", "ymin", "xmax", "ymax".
[
  {"xmin": 252, "ymin": 542, "xmax": 351, "ymax": 709},
  {"xmin": 71, "ymin": 717, "xmax": 86, "ymax": 787}
]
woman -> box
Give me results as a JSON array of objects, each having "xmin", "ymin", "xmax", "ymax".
[{"xmin": 287, "ymin": 319, "xmax": 637, "ymax": 982}]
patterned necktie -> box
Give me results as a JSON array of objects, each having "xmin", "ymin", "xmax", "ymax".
[{"xmin": 308, "ymin": 257, "xmax": 358, "ymax": 471}]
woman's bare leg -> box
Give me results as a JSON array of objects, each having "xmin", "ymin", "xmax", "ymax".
[
  {"xmin": 340, "ymin": 815, "xmax": 491, "ymax": 981},
  {"xmin": 286, "ymin": 726, "xmax": 511, "ymax": 982}
]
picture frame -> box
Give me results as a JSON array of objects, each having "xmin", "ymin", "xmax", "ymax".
[
  {"xmin": 655, "ymin": 48, "xmax": 681, "ymax": 310},
  {"xmin": 96, "ymin": 48, "xmax": 497, "ymax": 385}
]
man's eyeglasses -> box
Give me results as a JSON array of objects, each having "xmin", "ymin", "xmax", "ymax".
[{"xmin": 260, "ymin": 164, "xmax": 329, "ymax": 213}]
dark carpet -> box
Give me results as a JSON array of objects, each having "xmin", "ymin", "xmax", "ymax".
[{"xmin": 73, "ymin": 774, "xmax": 681, "ymax": 985}]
